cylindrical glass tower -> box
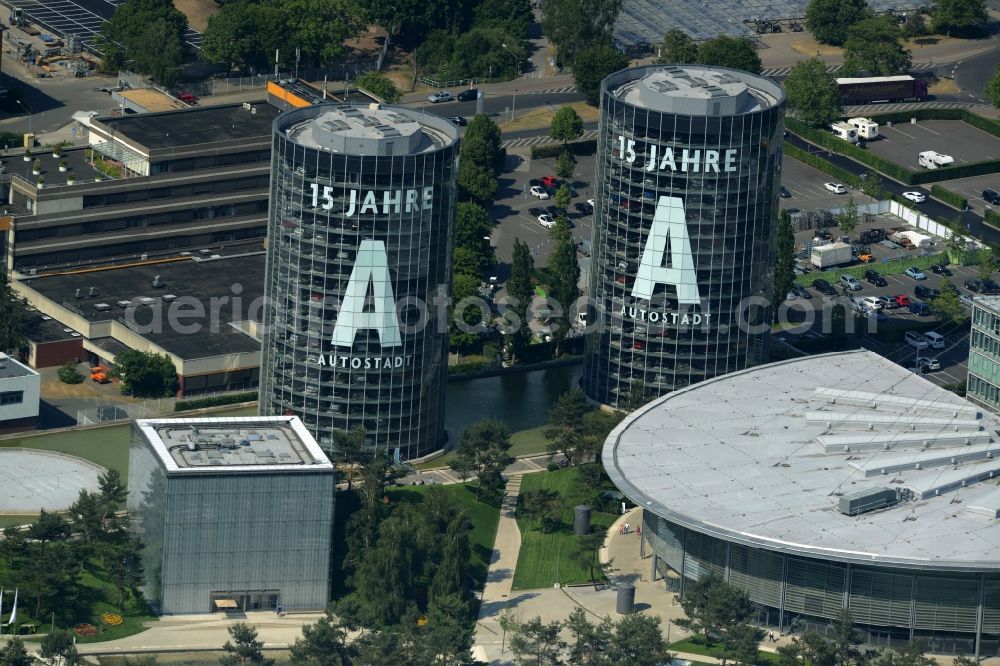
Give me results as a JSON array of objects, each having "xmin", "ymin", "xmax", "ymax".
[
  {"xmin": 259, "ymin": 104, "xmax": 459, "ymax": 460},
  {"xmin": 583, "ymin": 65, "xmax": 786, "ymax": 408}
]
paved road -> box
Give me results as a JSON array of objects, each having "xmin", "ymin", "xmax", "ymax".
[{"xmin": 955, "ymin": 46, "xmax": 1000, "ymax": 103}]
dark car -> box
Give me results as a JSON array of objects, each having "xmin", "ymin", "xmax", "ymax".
[
  {"xmin": 914, "ymin": 285, "xmax": 939, "ymax": 300},
  {"xmin": 575, "ymin": 201, "xmax": 594, "ymax": 215},
  {"xmin": 528, "ymin": 207, "xmax": 546, "ymax": 218},
  {"xmin": 966, "ymin": 278, "xmax": 987, "ymax": 293},
  {"xmin": 908, "ymin": 300, "xmax": 931, "ymax": 316},
  {"xmin": 793, "ymin": 284, "xmax": 812, "ymax": 299},
  {"xmin": 457, "ymin": 88, "xmax": 479, "ymax": 102},
  {"xmin": 447, "ymin": 115, "xmax": 467, "ymax": 126},
  {"xmin": 864, "ymin": 269, "xmax": 887, "ymax": 287},
  {"xmin": 985, "ymin": 279, "xmax": 1000, "ymax": 294},
  {"xmin": 984, "ymin": 189, "xmax": 1000, "ymax": 205},
  {"xmin": 930, "ymin": 264, "xmax": 952, "ymax": 276},
  {"xmin": 812, "ymin": 279, "xmax": 836, "ymax": 295},
  {"xmin": 779, "ymin": 186, "xmax": 791, "ymax": 198}
]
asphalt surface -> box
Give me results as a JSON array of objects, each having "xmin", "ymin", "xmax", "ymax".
[
  {"xmin": 417, "ymin": 90, "xmax": 587, "ymax": 124},
  {"xmin": 955, "ymin": 46, "xmax": 1000, "ymax": 103}
]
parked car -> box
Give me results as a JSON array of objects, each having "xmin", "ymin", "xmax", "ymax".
[
  {"xmin": 457, "ymin": 88, "xmax": 479, "ymax": 102},
  {"xmin": 905, "ymin": 331, "xmax": 930, "ymax": 349},
  {"xmin": 540, "ymin": 175, "xmax": 558, "ymax": 188},
  {"xmin": 861, "ymin": 296, "xmax": 884, "ymax": 310},
  {"xmin": 812, "ymin": 279, "xmax": 837, "ymax": 295},
  {"xmin": 447, "ymin": 115, "xmax": 467, "ymax": 126},
  {"xmin": 864, "ymin": 269, "xmax": 887, "ymax": 286},
  {"xmin": 960, "ymin": 293, "xmax": 975, "ymax": 307},
  {"xmin": 984, "ymin": 189, "xmax": 1000, "ymax": 205},
  {"xmin": 902, "ymin": 191, "xmax": 927, "ymax": 203},
  {"xmin": 965, "ymin": 278, "xmax": 987, "ymax": 293},
  {"xmin": 924, "ymin": 331, "xmax": 945, "ymax": 349},
  {"xmin": 575, "ymin": 201, "xmax": 594, "ymax": 214},
  {"xmin": 428, "ymin": 91, "xmax": 452, "ymax": 103},
  {"xmin": 908, "ymin": 300, "xmax": 932, "ymax": 316},
  {"xmin": 793, "ymin": 284, "xmax": 812, "ymax": 299},
  {"xmin": 893, "ymin": 294, "xmax": 910, "ymax": 308},
  {"xmin": 914, "ymin": 285, "xmax": 938, "ymax": 300},
  {"xmin": 530, "ymin": 185, "xmax": 550, "ymax": 199},
  {"xmin": 985, "ymin": 279, "xmax": 1000, "ymax": 294},
  {"xmin": 536, "ymin": 213, "xmax": 555, "ymax": 228},
  {"xmin": 905, "ymin": 267, "xmax": 927, "ymax": 280},
  {"xmin": 779, "ymin": 186, "xmax": 791, "ymax": 198},
  {"xmin": 841, "ymin": 275, "xmax": 862, "ymax": 291},
  {"xmin": 914, "ymin": 356, "xmax": 941, "ymax": 372},
  {"xmin": 930, "ymin": 264, "xmax": 952, "ymax": 276},
  {"xmin": 824, "ymin": 182, "xmax": 847, "ymax": 194},
  {"xmin": 528, "ymin": 207, "xmax": 546, "ymax": 218},
  {"xmin": 876, "ymin": 295, "xmax": 893, "ymax": 309}
]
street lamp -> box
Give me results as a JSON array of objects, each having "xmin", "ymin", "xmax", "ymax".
[
  {"xmin": 501, "ymin": 43, "xmax": 520, "ymax": 121},
  {"xmin": 14, "ymin": 99, "xmax": 32, "ymax": 143}
]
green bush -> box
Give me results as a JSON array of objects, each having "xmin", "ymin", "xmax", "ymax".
[
  {"xmin": 930, "ymin": 184, "xmax": 968, "ymax": 211},
  {"xmin": 448, "ymin": 358, "xmax": 501, "ymax": 376},
  {"xmin": 173, "ymin": 391, "xmax": 257, "ymax": 412},
  {"xmin": 530, "ymin": 140, "xmax": 597, "ymax": 160},
  {"xmin": 785, "ymin": 144, "xmax": 861, "ymax": 188},
  {"xmin": 986, "ymin": 209, "xmax": 1000, "ymax": 227},
  {"xmin": 57, "ymin": 360, "xmax": 84, "ymax": 384},
  {"xmin": 793, "ymin": 252, "xmax": 946, "ymax": 286}
]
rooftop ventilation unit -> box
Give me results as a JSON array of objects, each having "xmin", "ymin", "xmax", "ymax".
[
  {"xmin": 838, "ymin": 487, "xmax": 899, "ymax": 516},
  {"xmin": 93, "ymin": 303, "xmax": 111, "ymax": 312},
  {"xmin": 705, "ymin": 87, "xmax": 728, "ymax": 98},
  {"xmin": 152, "ymin": 275, "xmax": 166, "ymax": 288},
  {"xmin": 162, "ymin": 294, "xmax": 177, "ymax": 303},
  {"xmin": 89, "ymin": 287, "xmax": 97, "ymax": 296},
  {"xmin": 650, "ymin": 80, "xmax": 678, "ymax": 93},
  {"xmin": 713, "ymin": 73, "xmax": 739, "ymax": 84},
  {"xmin": 322, "ymin": 119, "xmax": 350, "ymax": 132},
  {"xmin": 687, "ymin": 77, "xmax": 709, "ymax": 87}
]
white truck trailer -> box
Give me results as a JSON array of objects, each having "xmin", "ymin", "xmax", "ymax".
[
  {"xmin": 811, "ymin": 241, "xmax": 854, "ymax": 269},
  {"xmin": 918, "ymin": 150, "xmax": 954, "ymax": 169},
  {"xmin": 847, "ymin": 117, "xmax": 879, "ymax": 140},
  {"xmin": 831, "ymin": 121, "xmax": 859, "ymax": 144}
]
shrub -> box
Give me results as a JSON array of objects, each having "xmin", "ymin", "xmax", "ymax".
[
  {"xmin": 784, "ymin": 144, "xmax": 861, "ymax": 188},
  {"xmin": 986, "ymin": 208, "xmax": 1000, "ymax": 227},
  {"xmin": 547, "ymin": 462, "xmax": 560, "ymax": 472},
  {"xmin": 930, "ymin": 185, "xmax": 967, "ymax": 211},
  {"xmin": 793, "ymin": 252, "xmax": 945, "ymax": 286},
  {"xmin": 173, "ymin": 391, "xmax": 257, "ymax": 412},
  {"xmin": 57, "ymin": 361, "xmax": 84, "ymax": 384}
]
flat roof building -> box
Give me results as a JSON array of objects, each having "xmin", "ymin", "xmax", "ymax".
[
  {"xmin": 0, "ymin": 352, "xmax": 39, "ymax": 433},
  {"xmin": 605, "ymin": 350, "xmax": 1000, "ymax": 658},
  {"xmin": 127, "ymin": 416, "xmax": 335, "ymax": 614},
  {"xmin": 968, "ymin": 296, "xmax": 1000, "ymax": 413}
]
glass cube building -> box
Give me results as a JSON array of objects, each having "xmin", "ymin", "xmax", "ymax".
[
  {"xmin": 583, "ymin": 65, "xmax": 785, "ymax": 408},
  {"xmin": 258, "ymin": 104, "xmax": 459, "ymax": 459},
  {"xmin": 968, "ymin": 296, "xmax": 1000, "ymax": 412},
  {"xmin": 127, "ymin": 416, "xmax": 336, "ymax": 615}
]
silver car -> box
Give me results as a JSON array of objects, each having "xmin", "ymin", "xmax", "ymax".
[{"xmin": 428, "ymin": 91, "xmax": 452, "ymax": 103}]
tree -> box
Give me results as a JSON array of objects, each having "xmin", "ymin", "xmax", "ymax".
[
  {"xmin": 609, "ymin": 613, "xmax": 672, "ymax": 665},
  {"xmin": 570, "ymin": 532, "xmax": 604, "ymax": 590},
  {"xmin": 290, "ymin": 608, "xmax": 351, "ymax": 665},
  {"xmin": 458, "ymin": 114, "xmax": 503, "ymax": 204},
  {"xmin": 57, "ymin": 360, "xmax": 84, "ymax": 384},
  {"xmin": 540, "ymin": 0, "xmax": 623, "ymax": 66},
  {"xmin": 556, "ymin": 150, "xmax": 576, "ymax": 179},
  {"xmin": 550, "ymin": 107, "xmax": 584, "ymax": 146},
  {"xmin": 450, "ymin": 419, "xmax": 514, "ymax": 499},
  {"xmin": 674, "ymin": 572, "xmax": 754, "ymax": 646},
  {"xmin": 508, "ymin": 616, "xmax": 566, "ymax": 665},
  {"xmin": 870, "ymin": 640, "xmax": 938, "ymax": 666},
  {"xmin": 843, "ymin": 16, "xmax": 912, "ymax": 76},
  {"xmin": 0, "ymin": 274, "xmax": 29, "ymax": 354},
  {"xmin": 986, "ymin": 64, "xmax": 1000, "ymax": 108},
  {"xmin": 555, "ymin": 184, "xmax": 572, "ymax": 211},
  {"xmin": 726, "ymin": 622, "xmax": 766, "ymax": 666},
  {"xmin": 37, "ymin": 630, "xmax": 81, "ymax": 666},
  {"xmin": 806, "ymin": 0, "xmax": 872, "ymax": 45},
  {"xmin": 331, "ymin": 426, "xmax": 367, "ymax": 490},
  {"xmin": 953, "ymin": 655, "xmax": 981, "ymax": 666},
  {"xmin": 356, "ymin": 71, "xmax": 403, "ymax": 103},
  {"xmin": 97, "ymin": 0, "xmax": 187, "ymax": 84},
  {"xmin": 545, "ymin": 388, "xmax": 590, "ymax": 465},
  {"xmin": 837, "ymin": 197, "xmax": 859, "ymax": 236},
  {"xmin": 458, "ymin": 160, "xmax": 499, "ymax": 205},
  {"xmin": 978, "ymin": 246, "xmax": 997, "ymax": 282},
  {"xmin": 901, "ymin": 11, "xmax": 928, "ymax": 39},
  {"xmin": 860, "ymin": 169, "xmax": 884, "ymax": 197},
  {"xmin": 619, "ymin": 379, "xmax": 651, "ymax": 412},
  {"xmin": 931, "ymin": 278, "xmax": 966, "ymax": 323},
  {"xmin": 281, "ymin": 0, "xmax": 367, "ymax": 66},
  {"xmin": 773, "ymin": 209, "xmax": 796, "ymax": 322},
  {"xmin": 107, "ymin": 536, "xmax": 145, "ymax": 605},
  {"xmin": 932, "ymin": 0, "xmax": 987, "ymax": 36},
  {"xmin": 201, "ymin": 1, "xmax": 285, "ymax": 73},
  {"xmin": 696, "ymin": 35, "xmax": 762, "ymax": 74},
  {"xmin": 547, "ymin": 216, "xmax": 581, "ymax": 353},
  {"xmin": 454, "ymin": 202, "xmax": 496, "ymax": 279},
  {"xmin": 449, "ymin": 270, "xmax": 485, "ymax": 351},
  {"xmin": 0, "ymin": 637, "xmax": 34, "ymax": 666},
  {"xmin": 784, "ymin": 58, "xmax": 841, "ymax": 128},
  {"xmin": 505, "ymin": 238, "xmax": 535, "ymax": 362},
  {"xmin": 220, "ymin": 623, "xmax": 274, "ymax": 666},
  {"xmin": 572, "ymin": 43, "xmax": 630, "ymax": 105},
  {"xmin": 519, "ymin": 488, "xmax": 561, "ymax": 533},
  {"xmin": 565, "ymin": 608, "xmax": 612, "ymax": 664},
  {"xmin": 110, "ymin": 350, "xmax": 178, "ymax": 397},
  {"xmin": 660, "ymin": 28, "xmax": 698, "ymax": 63}
]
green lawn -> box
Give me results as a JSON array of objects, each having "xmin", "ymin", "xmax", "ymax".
[
  {"xmin": 511, "ymin": 465, "xmax": 619, "ymax": 590},
  {"xmin": 670, "ymin": 637, "xmax": 782, "ymax": 665},
  {"xmin": 414, "ymin": 424, "xmax": 554, "ymax": 472}
]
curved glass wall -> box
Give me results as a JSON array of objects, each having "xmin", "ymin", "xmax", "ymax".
[
  {"xmin": 258, "ymin": 105, "xmax": 459, "ymax": 460},
  {"xmin": 583, "ymin": 66, "xmax": 785, "ymax": 407}
]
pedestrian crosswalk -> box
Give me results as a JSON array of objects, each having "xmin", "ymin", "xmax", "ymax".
[
  {"xmin": 762, "ymin": 63, "xmax": 935, "ymax": 78},
  {"xmin": 522, "ymin": 86, "xmax": 578, "ymax": 94},
  {"xmin": 502, "ymin": 128, "xmax": 599, "ymax": 149}
]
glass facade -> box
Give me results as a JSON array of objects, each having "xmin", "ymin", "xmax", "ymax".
[
  {"xmin": 643, "ymin": 510, "xmax": 1000, "ymax": 657},
  {"xmin": 584, "ymin": 65, "xmax": 785, "ymax": 407},
  {"xmin": 968, "ymin": 299, "xmax": 1000, "ymax": 412},
  {"xmin": 258, "ymin": 105, "xmax": 459, "ymax": 459},
  {"xmin": 127, "ymin": 423, "xmax": 336, "ymax": 615}
]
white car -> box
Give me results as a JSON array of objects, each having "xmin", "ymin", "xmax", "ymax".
[
  {"xmin": 905, "ymin": 331, "xmax": 929, "ymax": 350},
  {"xmin": 905, "ymin": 267, "xmax": 927, "ymax": 280},
  {"xmin": 537, "ymin": 213, "xmax": 555, "ymax": 228},
  {"xmin": 914, "ymin": 356, "xmax": 941, "ymax": 372},
  {"xmin": 903, "ymin": 191, "xmax": 927, "ymax": 203},
  {"xmin": 824, "ymin": 182, "xmax": 847, "ymax": 194},
  {"xmin": 529, "ymin": 185, "xmax": 550, "ymax": 199},
  {"xmin": 427, "ymin": 91, "xmax": 452, "ymax": 103}
]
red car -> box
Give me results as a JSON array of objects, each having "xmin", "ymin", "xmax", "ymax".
[
  {"xmin": 894, "ymin": 294, "xmax": 910, "ymax": 307},
  {"xmin": 632, "ymin": 340, "xmax": 645, "ymax": 350},
  {"xmin": 540, "ymin": 175, "xmax": 558, "ymax": 188}
]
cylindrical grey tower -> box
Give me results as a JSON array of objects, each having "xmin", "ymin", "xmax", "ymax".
[
  {"xmin": 583, "ymin": 65, "xmax": 785, "ymax": 408},
  {"xmin": 259, "ymin": 104, "xmax": 459, "ymax": 460}
]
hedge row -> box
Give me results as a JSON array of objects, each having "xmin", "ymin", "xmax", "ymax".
[
  {"xmin": 787, "ymin": 111, "xmax": 1000, "ymax": 185},
  {"xmin": 985, "ymin": 208, "xmax": 1000, "ymax": 227},
  {"xmin": 793, "ymin": 252, "xmax": 945, "ymax": 287},
  {"xmin": 785, "ymin": 144, "xmax": 861, "ymax": 188},
  {"xmin": 174, "ymin": 391, "xmax": 257, "ymax": 412},
  {"xmin": 930, "ymin": 184, "xmax": 968, "ymax": 211},
  {"xmin": 529, "ymin": 139, "xmax": 598, "ymax": 160}
]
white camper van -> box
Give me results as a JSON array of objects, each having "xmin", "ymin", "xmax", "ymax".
[
  {"xmin": 918, "ymin": 151, "xmax": 954, "ymax": 169},
  {"xmin": 831, "ymin": 121, "xmax": 859, "ymax": 144},
  {"xmin": 847, "ymin": 117, "xmax": 879, "ymax": 140}
]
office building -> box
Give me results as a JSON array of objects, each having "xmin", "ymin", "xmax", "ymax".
[
  {"xmin": 258, "ymin": 104, "xmax": 459, "ymax": 459},
  {"xmin": 127, "ymin": 416, "xmax": 335, "ymax": 614},
  {"xmin": 968, "ymin": 296, "xmax": 1000, "ymax": 412},
  {"xmin": 583, "ymin": 64, "xmax": 785, "ymax": 408},
  {"xmin": 0, "ymin": 352, "xmax": 39, "ymax": 432},
  {"xmin": 605, "ymin": 350, "xmax": 1000, "ymax": 658}
]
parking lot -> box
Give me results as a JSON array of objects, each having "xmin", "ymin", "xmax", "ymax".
[
  {"xmin": 780, "ymin": 156, "xmax": 877, "ymax": 212},
  {"xmin": 925, "ymin": 171, "xmax": 1000, "ymax": 216},
  {"xmin": 864, "ymin": 119, "xmax": 1000, "ymax": 169}
]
